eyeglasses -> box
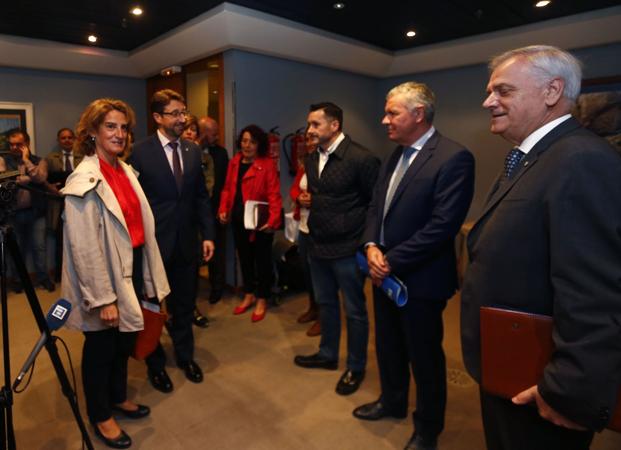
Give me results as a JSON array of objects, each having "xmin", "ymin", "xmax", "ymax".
[{"xmin": 160, "ymin": 110, "xmax": 189, "ymax": 119}]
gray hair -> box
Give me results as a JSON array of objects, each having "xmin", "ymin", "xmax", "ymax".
[
  {"xmin": 386, "ymin": 82, "xmax": 436, "ymax": 123},
  {"xmin": 490, "ymin": 45, "xmax": 582, "ymax": 102}
]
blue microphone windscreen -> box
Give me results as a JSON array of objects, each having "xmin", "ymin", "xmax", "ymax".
[{"xmin": 46, "ymin": 299, "xmax": 72, "ymax": 331}]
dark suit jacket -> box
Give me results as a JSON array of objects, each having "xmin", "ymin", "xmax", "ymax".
[
  {"xmin": 361, "ymin": 131, "xmax": 475, "ymax": 300},
  {"xmin": 305, "ymin": 135, "xmax": 380, "ymax": 259},
  {"xmin": 129, "ymin": 134, "xmax": 214, "ymax": 264},
  {"xmin": 461, "ymin": 117, "xmax": 621, "ymax": 430}
]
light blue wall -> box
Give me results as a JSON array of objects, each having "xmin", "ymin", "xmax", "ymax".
[
  {"xmin": 0, "ymin": 67, "xmax": 146, "ymax": 156},
  {"xmin": 379, "ymin": 42, "xmax": 621, "ymax": 219}
]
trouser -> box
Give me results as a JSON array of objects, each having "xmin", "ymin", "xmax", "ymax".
[
  {"xmin": 146, "ymin": 244, "xmax": 198, "ymax": 370},
  {"xmin": 480, "ymin": 389, "xmax": 594, "ymax": 450},
  {"xmin": 9, "ymin": 209, "xmax": 48, "ymax": 283},
  {"xmin": 82, "ymin": 328, "xmax": 137, "ymax": 423},
  {"xmin": 309, "ymin": 254, "xmax": 368, "ymax": 372},
  {"xmin": 207, "ymin": 220, "xmax": 227, "ymax": 296},
  {"xmin": 232, "ymin": 220, "xmax": 274, "ymax": 299},
  {"xmin": 374, "ymin": 288, "xmax": 447, "ymax": 441},
  {"xmin": 297, "ymin": 231, "xmax": 316, "ymax": 308}
]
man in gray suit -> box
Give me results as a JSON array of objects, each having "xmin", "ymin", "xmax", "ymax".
[{"xmin": 461, "ymin": 45, "xmax": 621, "ymax": 450}]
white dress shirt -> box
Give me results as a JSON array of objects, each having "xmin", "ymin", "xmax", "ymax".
[{"xmin": 157, "ymin": 129, "xmax": 184, "ymax": 173}]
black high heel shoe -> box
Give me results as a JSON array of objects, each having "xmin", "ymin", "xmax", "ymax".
[{"xmin": 92, "ymin": 423, "xmax": 132, "ymax": 449}]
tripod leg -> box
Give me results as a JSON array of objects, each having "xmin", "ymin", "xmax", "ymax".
[
  {"xmin": 1, "ymin": 228, "xmax": 17, "ymax": 450},
  {"xmin": 4, "ymin": 229, "xmax": 93, "ymax": 449}
]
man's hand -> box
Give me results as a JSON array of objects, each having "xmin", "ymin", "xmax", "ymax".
[
  {"xmin": 512, "ymin": 385, "xmax": 587, "ymax": 430},
  {"xmin": 17, "ymin": 143, "xmax": 31, "ymax": 162},
  {"xmin": 202, "ymin": 240, "xmax": 215, "ymax": 262},
  {"xmin": 298, "ymin": 191, "xmax": 312, "ymax": 208},
  {"xmin": 367, "ymin": 245, "xmax": 391, "ymax": 286},
  {"xmin": 99, "ymin": 303, "xmax": 119, "ymax": 327}
]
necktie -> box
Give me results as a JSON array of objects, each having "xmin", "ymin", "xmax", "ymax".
[
  {"xmin": 64, "ymin": 152, "xmax": 72, "ymax": 172},
  {"xmin": 380, "ymin": 147, "xmax": 416, "ymax": 244},
  {"xmin": 384, "ymin": 147, "xmax": 415, "ymax": 212},
  {"xmin": 503, "ymin": 147, "xmax": 525, "ymax": 179},
  {"xmin": 170, "ymin": 142, "xmax": 183, "ymax": 193}
]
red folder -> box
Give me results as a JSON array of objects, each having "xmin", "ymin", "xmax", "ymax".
[{"xmin": 480, "ymin": 306, "xmax": 621, "ymax": 431}]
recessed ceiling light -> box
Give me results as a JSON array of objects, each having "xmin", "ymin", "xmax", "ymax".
[
  {"xmin": 87, "ymin": 34, "xmax": 98, "ymax": 43},
  {"xmin": 333, "ymin": 3, "xmax": 345, "ymax": 10},
  {"xmin": 130, "ymin": 6, "xmax": 143, "ymax": 16},
  {"xmin": 208, "ymin": 63, "xmax": 219, "ymax": 69},
  {"xmin": 406, "ymin": 30, "xmax": 416, "ymax": 38},
  {"xmin": 535, "ymin": 1, "xmax": 551, "ymax": 7}
]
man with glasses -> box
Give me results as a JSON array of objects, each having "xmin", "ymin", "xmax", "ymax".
[{"xmin": 130, "ymin": 89, "xmax": 215, "ymax": 392}]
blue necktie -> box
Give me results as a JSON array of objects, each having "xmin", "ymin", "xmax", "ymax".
[
  {"xmin": 504, "ymin": 147, "xmax": 525, "ymax": 179},
  {"xmin": 380, "ymin": 147, "xmax": 416, "ymax": 244}
]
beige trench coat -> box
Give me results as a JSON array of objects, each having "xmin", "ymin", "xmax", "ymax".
[{"xmin": 61, "ymin": 155, "xmax": 170, "ymax": 332}]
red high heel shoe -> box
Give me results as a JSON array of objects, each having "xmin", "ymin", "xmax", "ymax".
[
  {"xmin": 233, "ymin": 301, "xmax": 254, "ymax": 315},
  {"xmin": 251, "ymin": 309, "xmax": 266, "ymax": 322}
]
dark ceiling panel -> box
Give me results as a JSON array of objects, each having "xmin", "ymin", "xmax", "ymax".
[{"xmin": 0, "ymin": 0, "xmax": 619, "ymax": 51}]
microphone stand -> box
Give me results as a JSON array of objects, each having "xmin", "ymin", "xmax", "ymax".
[{"xmin": 0, "ymin": 223, "xmax": 93, "ymax": 450}]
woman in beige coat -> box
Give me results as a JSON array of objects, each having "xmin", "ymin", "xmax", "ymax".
[{"xmin": 62, "ymin": 98, "xmax": 169, "ymax": 449}]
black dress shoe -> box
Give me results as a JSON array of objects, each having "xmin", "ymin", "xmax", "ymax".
[
  {"xmin": 92, "ymin": 424, "xmax": 132, "ymax": 449},
  {"xmin": 112, "ymin": 404, "xmax": 151, "ymax": 419},
  {"xmin": 193, "ymin": 308, "xmax": 209, "ymax": 328},
  {"xmin": 293, "ymin": 352, "xmax": 338, "ymax": 370},
  {"xmin": 403, "ymin": 432, "xmax": 438, "ymax": 450},
  {"xmin": 40, "ymin": 278, "xmax": 55, "ymax": 292},
  {"xmin": 148, "ymin": 369, "xmax": 173, "ymax": 393},
  {"xmin": 353, "ymin": 400, "xmax": 408, "ymax": 421},
  {"xmin": 208, "ymin": 291, "xmax": 222, "ymax": 304},
  {"xmin": 335, "ymin": 369, "xmax": 365, "ymax": 395},
  {"xmin": 178, "ymin": 360, "xmax": 203, "ymax": 383}
]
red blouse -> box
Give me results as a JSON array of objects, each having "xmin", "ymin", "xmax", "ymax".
[{"xmin": 99, "ymin": 157, "xmax": 145, "ymax": 248}]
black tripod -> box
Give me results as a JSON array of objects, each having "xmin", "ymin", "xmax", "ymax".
[{"xmin": 0, "ymin": 223, "xmax": 93, "ymax": 449}]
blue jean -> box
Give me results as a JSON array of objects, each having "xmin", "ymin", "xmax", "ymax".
[
  {"xmin": 309, "ymin": 254, "xmax": 368, "ymax": 372},
  {"xmin": 9, "ymin": 208, "xmax": 49, "ymax": 283}
]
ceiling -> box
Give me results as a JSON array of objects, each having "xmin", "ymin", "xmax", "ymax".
[{"xmin": 2, "ymin": 0, "xmax": 620, "ymax": 52}]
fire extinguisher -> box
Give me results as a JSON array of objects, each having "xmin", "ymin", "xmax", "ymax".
[
  {"xmin": 282, "ymin": 127, "xmax": 306, "ymax": 176},
  {"xmin": 268, "ymin": 126, "xmax": 281, "ymax": 172}
]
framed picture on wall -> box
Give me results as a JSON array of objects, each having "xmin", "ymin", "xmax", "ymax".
[
  {"xmin": 574, "ymin": 76, "xmax": 621, "ymax": 154},
  {"xmin": 0, "ymin": 101, "xmax": 36, "ymax": 154}
]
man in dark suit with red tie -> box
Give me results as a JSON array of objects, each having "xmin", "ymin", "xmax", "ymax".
[
  {"xmin": 130, "ymin": 89, "xmax": 215, "ymax": 392},
  {"xmin": 353, "ymin": 82, "xmax": 475, "ymax": 450},
  {"xmin": 461, "ymin": 45, "xmax": 621, "ymax": 450}
]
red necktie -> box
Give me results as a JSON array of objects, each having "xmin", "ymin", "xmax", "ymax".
[{"xmin": 170, "ymin": 142, "xmax": 183, "ymax": 193}]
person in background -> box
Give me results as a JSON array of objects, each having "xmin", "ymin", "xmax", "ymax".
[
  {"xmin": 293, "ymin": 102, "xmax": 380, "ymax": 396},
  {"xmin": 353, "ymin": 82, "xmax": 475, "ymax": 450},
  {"xmin": 62, "ymin": 98, "xmax": 169, "ymax": 449},
  {"xmin": 289, "ymin": 132, "xmax": 321, "ymax": 336},
  {"xmin": 0, "ymin": 128, "xmax": 55, "ymax": 292},
  {"xmin": 462, "ymin": 45, "xmax": 621, "ymax": 450},
  {"xmin": 129, "ymin": 89, "xmax": 215, "ymax": 392},
  {"xmin": 182, "ymin": 114, "xmax": 214, "ymax": 328},
  {"xmin": 198, "ymin": 116, "xmax": 229, "ymax": 305},
  {"xmin": 46, "ymin": 127, "xmax": 83, "ymax": 282},
  {"xmin": 218, "ymin": 124, "xmax": 282, "ymax": 323}
]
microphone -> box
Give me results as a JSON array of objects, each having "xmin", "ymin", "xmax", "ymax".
[{"xmin": 12, "ymin": 299, "xmax": 72, "ymax": 390}]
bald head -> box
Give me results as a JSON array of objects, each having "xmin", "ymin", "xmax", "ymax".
[{"xmin": 198, "ymin": 116, "xmax": 219, "ymax": 147}]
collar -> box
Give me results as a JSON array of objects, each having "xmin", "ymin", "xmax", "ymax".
[
  {"xmin": 157, "ymin": 129, "xmax": 180, "ymax": 150},
  {"xmin": 407, "ymin": 126, "xmax": 435, "ymax": 151},
  {"xmin": 319, "ymin": 132, "xmax": 345, "ymax": 156},
  {"xmin": 518, "ymin": 114, "xmax": 571, "ymax": 155}
]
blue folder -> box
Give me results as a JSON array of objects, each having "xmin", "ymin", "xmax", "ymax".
[{"xmin": 356, "ymin": 251, "xmax": 408, "ymax": 307}]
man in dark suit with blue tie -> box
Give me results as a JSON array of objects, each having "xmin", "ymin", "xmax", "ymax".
[
  {"xmin": 353, "ymin": 82, "xmax": 475, "ymax": 450},
  {"xmin": 130, "ymin": 89, "xmax": 215, "ymax": 392},
  {"xmin": 461, "ymin": 46, "xmax": 621, "ymax": 450}
]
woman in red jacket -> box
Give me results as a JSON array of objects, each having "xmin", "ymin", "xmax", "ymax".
[{"xmin": 218, "ymin": 125, "xmax": 282, "ymax": 322}]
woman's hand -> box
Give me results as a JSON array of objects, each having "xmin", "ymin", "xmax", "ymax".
[
  {"xmin": 218, "ymin": 212, "xmax": 229, "ymax": 224},
  {"xmin": 99, "ymin": 303, "xmax": 119, "ymax": 327}
]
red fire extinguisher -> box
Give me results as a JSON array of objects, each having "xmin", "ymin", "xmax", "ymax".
[
  {"xmin": 268, "ymin": 126, "xmax": 281, "ymax": 172},
  {"xmin": 282, "ymin": 127, "xmax": 306, "ymax": 176}
]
